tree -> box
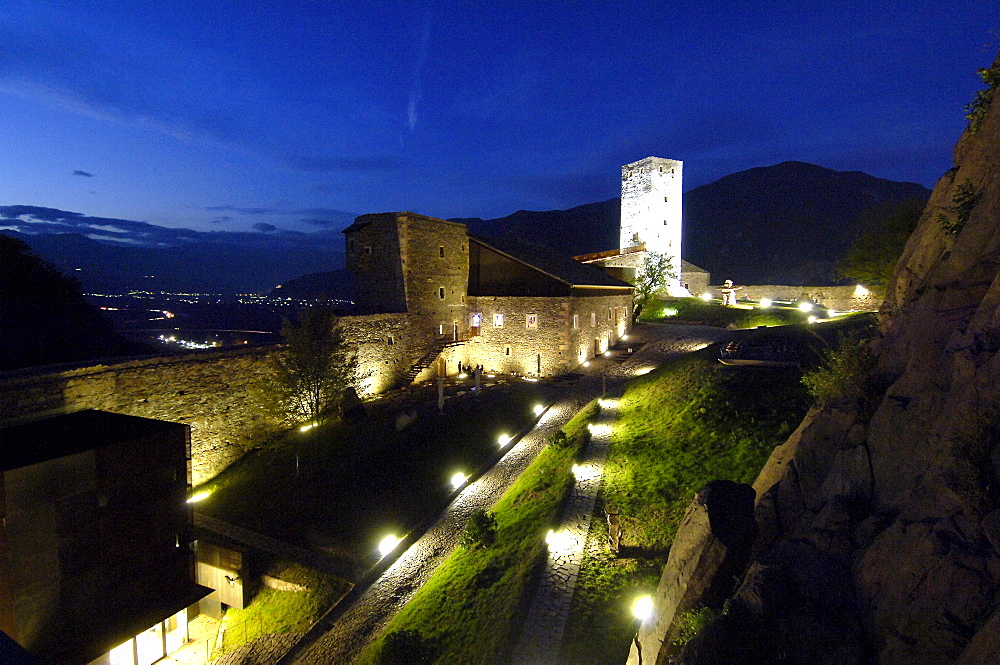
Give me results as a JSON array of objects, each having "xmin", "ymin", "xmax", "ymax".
[
  {"xmin": 836, "ymin": 199, "xmax": 924, "ymax": 298},
  {"xmin": 631, "ymin": 251, "xmax": 676, "ymax": 323},
  {"xmin": 271, "ymin": 306, "xmax": 360, "ymax": 425}
]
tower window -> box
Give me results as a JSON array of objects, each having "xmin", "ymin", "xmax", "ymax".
[
  {"xmin": 505, "ymin": 346, "xmax": 511, "ymax": 356},
  {"xmin": 439, "ymin": 246, "xmax": 445, "ymax": 258},
  {"xmin": 494, "ymin": 313, "xmax": 504, "ymax": 327},
  {"xmin": 591, "ymin": 312, "xmax": 596, "ymax": 327},
  {"xmin": 664, "ymin": 196, "xmax": 668, "ymax": 202},
  {"xmin": 387, "ymin": 335, "xmax": 394, "ymax": 346},
  {"xmin": 439, "ymin": 287, "xmax": 446, "ymax": 299},
  {"xmin": 664, "ymin": 220, "xmax": 668, "ymax": 225},
  {"xmin": 573, "ymin": 314, "xmax": 579, "ymax": 329},
  {"xmin": 364, "ymin": 246, "xmax": 372, "ymax": 256}
]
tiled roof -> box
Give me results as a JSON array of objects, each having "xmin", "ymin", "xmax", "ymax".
[{"xmin": 470, "ymin": 234, "xmax": 633, "ymax": 289}]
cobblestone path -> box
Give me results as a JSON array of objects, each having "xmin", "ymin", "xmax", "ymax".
[
  {"xmin": 509, "ymin": 386, "xmax": 621, "ymax": 664},
  {"xmin": 284, "ymin": 384, "xmax": 598, "ymax": 664}
]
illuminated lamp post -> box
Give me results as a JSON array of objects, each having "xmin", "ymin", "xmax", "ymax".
[{"xmin": 631, "ymin": 595, "xmax": 653, "ymax": 665}]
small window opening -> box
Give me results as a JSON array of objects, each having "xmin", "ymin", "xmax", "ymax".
[
  {"xmin": 387, "ymin": 335, "xmax": 394, "ymax": 346},
  {"xmin": 439, "ymin": 246, "xmax": 445, "ymax": 258},
  {"xmin": 505, "ymin": 346, "xmax": 511, "ymax": 356},
  {"xmin": 364, "ymin": 246, "xmax": 372, "ymax": 255},
  {"xmin": 439, "ymin": 287, "xmax": 446, "ymax": 299}
]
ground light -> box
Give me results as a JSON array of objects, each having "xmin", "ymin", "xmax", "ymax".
[
  {"xmin": 603, "ymin": 351, "xmax": 611, "ymax": 357},
  {"xmin": 450, "ymin": 472, "xmax": 467, "ymax": 489},
  {"xmin": 299, "ymin": 422, "xmax": 317, "ymax": 432},
  {"xmin": 588, "ymin": 423, "xmax": 612, "ymax": 436},
  {"xmin": 599, "ymin": 398, "xmax": 617, "ymax": 408},
  {"xmin": 632, "ymin": 595, "xmax": 654, "ymax": 665},
  {"xmin": 497, "ymin": 433, "xmax": 511, "ymax": 446},
  {"xmin": 700, "ymin": 292, "xmax": 713, "ymax": 301},
  {"xmin": 798, "ymin": 301, "xmax": 814, "ymax": 312},
  {"xmin": 583, "ymin": 361, "xmax": 590, "ymax": 367},
  {"xmin": 759, "ymin": 297, "xmax": 772, "ymax": 308},
  {"xmin": 378, "ymin": 534, "xmax": 401, "ymax": 557},
  {"xmin": 807, "ymin": 315, "xmax": 818, "ymax": 324},
  {"xmin": 545, "ymin": 529, "xmax": 575, "ymax": 552},
  {"xmin": 533, "ymin": 404, "xmax": 545, "ymax": 415},
  {"xmin": 622, "ymin": 334, "xmax": 629, "ymax": 341},
  {"xmin": 186, "ymin": 490, "xmax": 212, "ymax": 503}
]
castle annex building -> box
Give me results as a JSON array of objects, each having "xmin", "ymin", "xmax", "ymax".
[{"xmin": 341, "ymin": 212, "xmax": 634, "ymax": 391}]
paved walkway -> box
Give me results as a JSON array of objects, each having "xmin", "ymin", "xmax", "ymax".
[{"xmin": 510, "ymin": 388, "xmax": 620, "ymax": 664}]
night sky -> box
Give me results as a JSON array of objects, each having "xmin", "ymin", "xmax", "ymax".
[{"xmin": 1, "ymin": 1, "xmax": 997, "ymax": 238}]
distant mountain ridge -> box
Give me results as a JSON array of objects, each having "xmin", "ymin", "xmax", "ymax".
[
  {"xmin": 4, "ymin": 161, "xmax": 932, "ymax": 295},
  {"xmin": 458, "ymin": 161, "xmax": 931, "ymax": 285}
]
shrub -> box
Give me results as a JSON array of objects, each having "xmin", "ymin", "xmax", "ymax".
[
  {"xmin": 801, "ymin": 332, "xmax": 876, "ymax": 406},
  {"xmin": 965, "ymin": 58, "xmax": 1000, "ymax": 133},
  {"xmin": 938, "ymin": 180, "xmax": 982, "ymax": 235},
  {"xmin": 461, "ymin": 508, "xmax": 498, "ymax": 549},
  {"xmin": 548, "ymin": 430, "xmax": 570, "ymax": 448},
  {"xmin": 673, "ymin": 606, "xmax": 717, "ymax": 647},
  {"xmin": 379, "ymin": 629, "xmax": 434, "ymax": 665}
]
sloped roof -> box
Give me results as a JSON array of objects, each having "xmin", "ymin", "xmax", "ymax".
[{"xmin": 470, "ymin": 234, "xmax": 633, "ymax": 289}]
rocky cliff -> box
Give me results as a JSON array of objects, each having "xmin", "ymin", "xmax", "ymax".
[{"xmin": 633, "ymin": 55, "xmax": 1000, "ymax": 664}]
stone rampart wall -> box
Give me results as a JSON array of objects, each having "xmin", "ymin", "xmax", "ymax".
[
  {"xmin": 0, "ymin": 348, "xmax": 281, "ymax": 486},
  {"xmin": 704, "ymin": 284, "xmax": 880, "ymax": 312}
]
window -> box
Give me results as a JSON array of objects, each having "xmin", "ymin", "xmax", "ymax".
[
  {"xmin": 573, "ymin": 314, "xmax": 579, "ymax": 329},
  {"xmin": 438, "ymin": 324, "xmax": 444, "ymax": 335},
  {"xmin": 364, "ymin": 246, "xmax": 372, "ymax": 256},
  {"xmin": 590, "ymin": 312, "xmax": 596, "ymax": 327},
  {"xmin": 493, "ymin": 313, "xmax": 504, "ymax": 327},
  {"xmin": 664, "ymin": 196, "xmax": 668, "ymax": 202},
  {"xmin": 526, "ymin": 314, "xmax": 538, "ymax": 329},
  {"xmin": 347, "ymin": 238, "xmax": 356, "ymax": 254},
  {"xmin": 439, "ymin": 246, "xmax": 445, "ymax": 258},
  {"xmin": 387, "ymin": 335, "xmax": 394, "ymax": 346},
  {"xmin": 439, "ymin": 287, "xmax": 446, "ymax": 299},
  {"xmin": 505, "ymin": 346, "xmax": 511, "ymax": 356},
  {"xmin": 607, "ymin": 308, "xmax": 613, "ymax": 320},
  {"xmin": 664, "ymin": 219, "xmax": 668, "ymax": 225}
]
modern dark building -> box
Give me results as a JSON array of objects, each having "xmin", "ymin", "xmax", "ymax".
[{"xmin": 0, "ymin": 410, "xmax": 211, "ymax": 665}]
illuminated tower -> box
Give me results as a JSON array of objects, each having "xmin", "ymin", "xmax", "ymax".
[{"xmin": 620, "ymin": 156, "xmax": 683, "ymax": 290}]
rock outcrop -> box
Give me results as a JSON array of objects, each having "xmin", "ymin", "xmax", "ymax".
[{"xmin": 648, "ymin": 54, "xmax": 1000, "ymax": 664}]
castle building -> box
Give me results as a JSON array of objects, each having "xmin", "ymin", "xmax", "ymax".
[
  {"xmin": 577, "ymin": 156, "xmax": 710, "ymax": 296},
  {"xmin": 341, "ymin": 212, "xmax": 633, "ymax": 391}
]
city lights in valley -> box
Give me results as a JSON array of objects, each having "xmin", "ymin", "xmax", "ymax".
[{"xmin": 378, "ymin": 534, "xmax": 401, "ymax": 557}]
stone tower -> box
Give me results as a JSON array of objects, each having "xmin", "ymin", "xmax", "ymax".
[{"xmin": 620, "ymin": 156, "xmax": 683, "ymax": 289}]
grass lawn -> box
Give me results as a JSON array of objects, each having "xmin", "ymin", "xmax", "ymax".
[
  {"xmin": 216, "ymin": 560, "xmax": 350, "ymax": 654},
  {"xmin": 195, "ymin": 381, "xmax": 551, "ymax": 575},
  {"xmin": 355, "ymin": 400, "xmax": 601, "ymax": 665},
  {"xmin": 643, "ymin": 296, "xmax": 839, "ymax": 328},
  {"xmin": 560, "ymin": 344, "xmax": 812, "ymax": 664}
]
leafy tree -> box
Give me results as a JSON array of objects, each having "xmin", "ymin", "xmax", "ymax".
[
  {"xmin": 965, "ymin": 55, "xmax": 1000, "ymax": 133},
  {"xmin": 631, "ymin": 251, "xmax": 676, "ymax": 323},
  {"xmin": 271, "ymin": 307, "xmax": 360, "ymax": 425},
  {"xmin": 836, "ymin": 199, "xmax": 924, "ymax": 298}
]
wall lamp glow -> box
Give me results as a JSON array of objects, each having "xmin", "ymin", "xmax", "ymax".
[
  {"xmin": 186, "ymin": 491, "xmax": 212, "ymax": 504},
  {"xmin": 632, "ymin": 595, "xmax": 653, "ymax": 621}
]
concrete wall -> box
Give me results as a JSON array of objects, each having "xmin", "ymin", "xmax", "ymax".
[{"xmin": 704, "ymin": 284, "xmax": 881, "ymax": 312}]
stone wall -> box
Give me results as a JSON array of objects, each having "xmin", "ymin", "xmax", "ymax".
[
  {"xmin": 0, "ymin": 348, "xmax": 281, "ymax": 486},
  {"xmin": 463, "ymin": 294, "xmax": 631, "ymax": 376},
  {"xmin": 340, "ymin": 312, "xmax": 412, "ymax": 395},
  {"xmin": 702, "ymin": 283, "xmax": 880, "ymax": 312}
]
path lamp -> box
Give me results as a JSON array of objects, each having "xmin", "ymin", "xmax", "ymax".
[
  {"xmin": 534, "ymin": 404, "xmax": 545, "ymax": 416},
  {"xmin": 759, "ymin": 297, "xmax": 772, "ymax": 308},
  {"xmin": 497, "ymin": 433, "xmax": 511, "ymax": 447},
  {"xmin": 450, "ymin": 472, "xmax": 468, "ymax": 490},
  {"xmin": 631, "ymin": 595, "xmax": 653, "ymax": 665},
  {"xmin": 378, "ymin": 534, "xmax": 401, "ymax": 558}
]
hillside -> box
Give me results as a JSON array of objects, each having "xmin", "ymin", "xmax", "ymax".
[{"xmin": 459, "ymin": 162, "xmax": 930, "ymax": 285}]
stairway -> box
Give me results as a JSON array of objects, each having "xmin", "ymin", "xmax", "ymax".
[{"xmin": 401, "ymin": 338, "xmax": 464, "ymax": 384}]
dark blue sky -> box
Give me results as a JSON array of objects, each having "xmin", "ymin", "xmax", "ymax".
[{"xmin": 1, "ymin": 1, "xmax": 996, "ymax": 237}]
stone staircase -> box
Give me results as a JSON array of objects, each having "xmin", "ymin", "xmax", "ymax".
[{"xmin": 401, "ymin": 338, "xmax": 465, "ymax": 384}]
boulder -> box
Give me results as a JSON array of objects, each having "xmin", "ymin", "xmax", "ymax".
[{"xmin": 626, "ymin": 480, "xmax": 756, "ymax": 665}]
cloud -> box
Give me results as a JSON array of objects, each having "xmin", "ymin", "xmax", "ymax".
[
  {"xmin": 72, "ymin": 169, "xmax": 94, "ymax": 177},
  {"xmin": 253, "ymin": 222, "xmax": 277, "ymax": 233},
  {"xmin": 210, "ymin": 216, "xmax": 232, "ymax": 224},
  {"xmin": 408, "ymin": 10, "xmax": 432, "ymax": 132}
]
